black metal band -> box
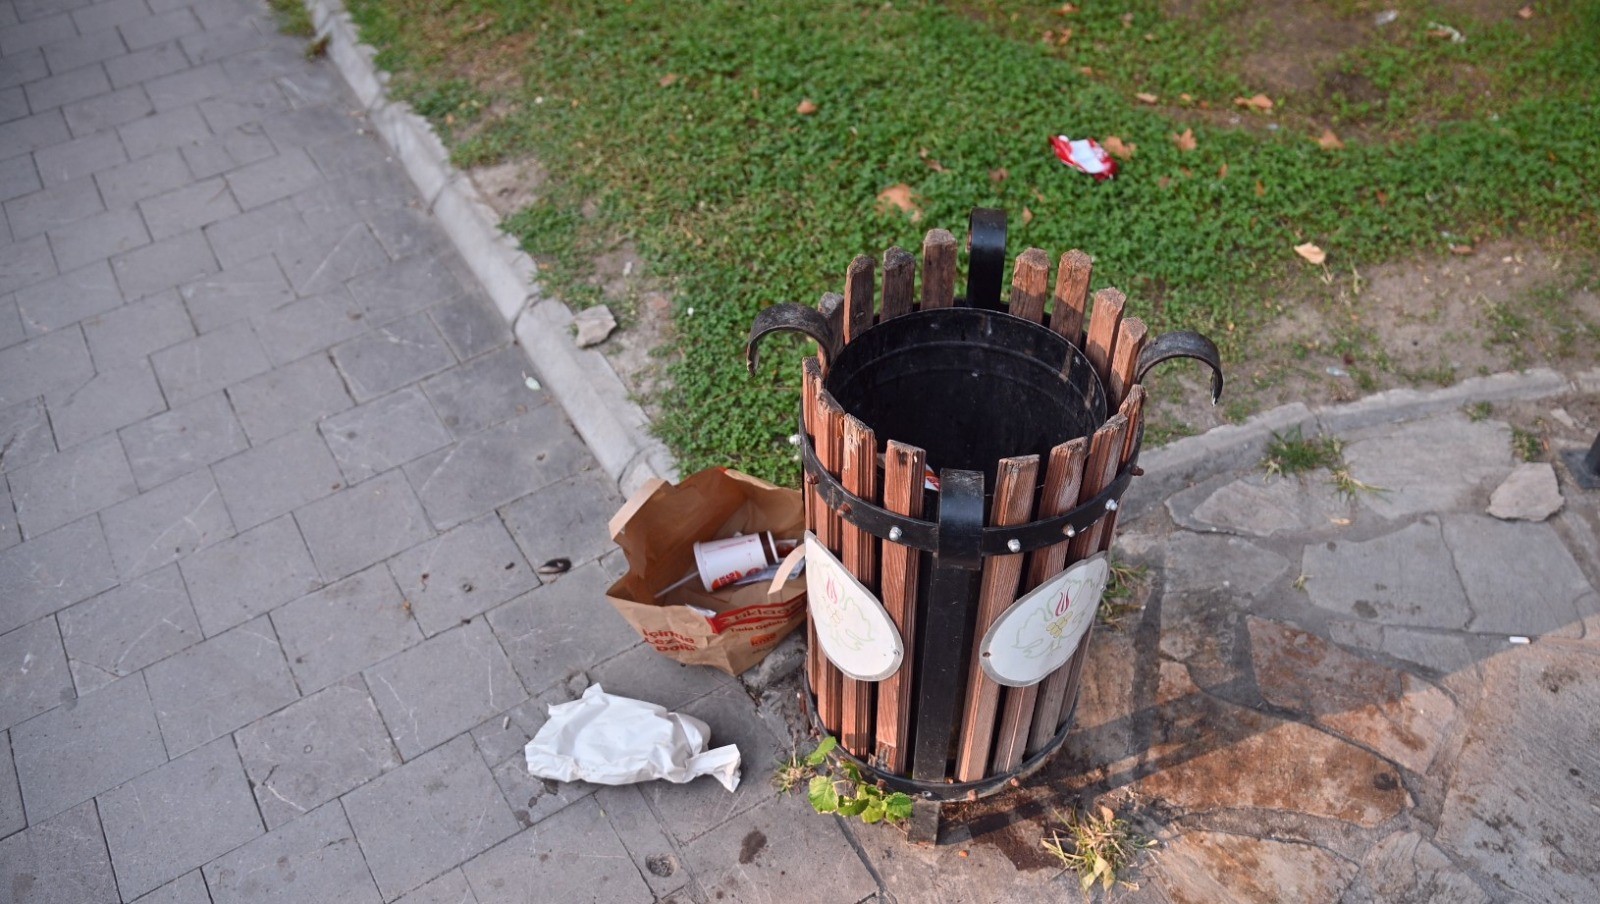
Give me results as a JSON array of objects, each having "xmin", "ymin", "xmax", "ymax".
[
  {"xmin": 910, "ymin": 467, "xmax": 985, "ymax": 782},
  {"xmin": 964, "ymin": 208, "xmax": 1007, "ymax": 310},
  {"xmin": 799, "ymin": 419, "xmax": 1138, "ymax": 556}
]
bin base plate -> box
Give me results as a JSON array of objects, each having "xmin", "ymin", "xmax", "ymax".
[{"xmin": 799, "ymin": 679, "xmax": 1080, "ymax": 806}]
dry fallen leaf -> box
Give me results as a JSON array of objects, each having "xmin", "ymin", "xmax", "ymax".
[
  {"xmin": 918, "ymin": 148, "xmax": 948, "ymax": 173},
  {"xmin": 658, "ymin": 73, "xmax": 678, "ymax": 88},
  {"xmin": 876, "ymin": 184, "xmax": 922, "ymax": 221},
  {"xmin": 989, "ymin": 167, "xmax": 1009, "ymax": 183},
  {"xmin": 1517, "ymin": 5, "xmax": 1534, "ymax": 19},
  {"xmin": 1157, "ymin": 176, "xmax": 1172, "ymax": 189},
  {"xmin": 1022, "ymin": 207, "xmax": 1034, "ymax": 225},
  {"xmin": 1171, "ymin": 128, "xmax": 1197, "ymax": 152},
  {"xmin": 1317, "ymin": 129, "xmax": 1345, "ymax": 150},
  {"xmin": 1217, "ymin": 163, "xmax": 1229, "ymax": 179},
  {"xmin": 1179, "ymin": 93, "xmax": 1193, "ymax": 103},
  {"xmin": 1234, "ymin": 93, "xmax": 1274, "ymax": 112},
  {"xmin": 1099, "ymin": 805, "xmax": 1115, "ymax": 824},
  {"xmin": 1079, "ymin": 66, "xmax": 1095, "ymax": 76},
  {"xmin": 1101, "ymin": 135, "xmax": 1136, "ymax": 161},
  {"xmin": 1056, "ymin": 2, "xmax": 1078, "ymax": 14},
  {"xmin": 1294, "ymin": 243, "xmax": 1327, "ymax": 265},
  {"xmin": 1255, "ymin": 179, "xmax": 1266, "ymax": 197},
  {"xmin": 796, "ymin": 98, "xmax": 818, "ymax": 115},
  {"xmin": 1450, "ymin": 244, "xmax": 1476, "ymax": 256},
  {"xmin": 1120, "ymin": 11, "xmax": 1134, "ymax": 27},
  {"xmin": 1135, "ymin": 92, "xmax": 1159, "ymax": 104}
]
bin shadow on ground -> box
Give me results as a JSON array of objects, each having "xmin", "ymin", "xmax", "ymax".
[{"xmin": 870, "ymin": 407, "xmax": 1600, "ymax": 904}]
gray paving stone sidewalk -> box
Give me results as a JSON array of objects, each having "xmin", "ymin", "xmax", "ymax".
[
  {"xmin": 2, "ymin": 2, "xmax": 869, "ymax": 902},
  {"xmin": 4, "ymin": 2, "xmax": 1599, "ymax": 904}
]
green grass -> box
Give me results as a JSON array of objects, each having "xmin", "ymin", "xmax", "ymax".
[
  {"xmin": 1263, "ymin": 427, "xmax": 1342, "ymax": 476},
  {"xmin": 1512, "ymin": 425, "xmax": 1544, "ymax": 462},
  {"xmin": 266, "ymin": 0, "xmax": 315, "ymax": 38},
  {"xmin": 343, "ymin": 0, "xmax": 1600, "ymax": 482}
]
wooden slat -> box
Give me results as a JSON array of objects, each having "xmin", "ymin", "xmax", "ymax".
[
  {"xmin": 875, "ymin": 441, "xmax": 925, "ymax": 774},
  {"xmin": 1008, "ymin": 247, "xmax": 1051, "ymax": 323},
  {"xmin": 1107, "ymin": 317, "xmax": 1147, "ymax": 409},
  {"xmin": 843, "ymin": 255, "xmax": 875, "ymax": 345},
  {"xmin": 954, "ymin": 455, "xmax": 1041, "ymax": 782},
  {"xmin": 1116, "ymin": 385, "xmax": 1147, "ymax": 468},
  {"xmin": 1031, "ymin": 416, "xmax": 1128, "ymax": 751},
  {"xmin": 921, "ymin": 229, "xmax": 957, "ymax": 309},
  {"xmin": 1099, "ymin": 385, "xmax": 1146, "ymax": 554},
  {"xmin": 993, "ymin": 438, "xmax": 1088, "ymax": 770},
  {"xmin": 839, "ymin": 415, "xmax": 879, "ymax": 757},
  {"xmin": 818, "ymin": 292, "xmax": 844, "ymax": 371},
  {"xmin": 1084, "ymin": 288, "xmax": 1124, "ymax": 387},
  {"xmin": 1068, "ymin": 414, "xmax": 1129, "ymax": 562},
  {"xmin": 881, "ymin": 246, "xmax": 915, "ymax": 321},
  {"xmin": 813, "ymin": 389, "xmax": 848, "ymax": 735},
  {"xmin": 1049, "ymin": 250, "xmax": 1093, "ymax": 344},
  {"xmin": 801, "ymin": 358, "xmax": 824, "ymax": 696}
]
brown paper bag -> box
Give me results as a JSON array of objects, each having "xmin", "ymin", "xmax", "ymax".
[{"xmin": 606, "ymin": 467, "xmax": 807, "ymax": 676}]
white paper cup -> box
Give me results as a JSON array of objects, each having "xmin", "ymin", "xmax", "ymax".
[{"xmin": 694, "ymin": 533, "xmax": 776, "ymax": 592}]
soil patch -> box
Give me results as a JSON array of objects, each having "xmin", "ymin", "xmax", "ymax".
[{"xmin": 1148, "ymin": 242, "xmax": 1600, "ymax": 443}]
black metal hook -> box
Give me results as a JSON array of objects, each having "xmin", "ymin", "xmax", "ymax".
[
  {"xmin": 1137, "ymin": 330, "xmax": 1225, "ymax": 404},
  {"xmin": 745, "ymin": 302, "xmax": 839, "ymax": 374}
]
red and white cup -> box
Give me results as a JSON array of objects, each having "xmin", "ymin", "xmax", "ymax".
[{"xmin": 694, "ymin": 532, "xmax": 792, "ymax": 592}]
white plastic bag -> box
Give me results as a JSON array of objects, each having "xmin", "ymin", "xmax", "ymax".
[{"xmin": 524, "ymin": 685, "xmax": 742, "ymax": 792}]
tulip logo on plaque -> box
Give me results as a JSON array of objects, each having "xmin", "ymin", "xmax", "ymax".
[
  {"xmin": 803, "ymin": 532, "xmax": 903, "ymax": 681},
  {"xmin": 979, "ymin": 553, "xmax": 1109, "ymax": 687}
]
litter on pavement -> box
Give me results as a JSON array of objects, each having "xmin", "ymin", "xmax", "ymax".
[{"xmin": 525, "ymin": 684, "xmax": 742, "ymax": 791}]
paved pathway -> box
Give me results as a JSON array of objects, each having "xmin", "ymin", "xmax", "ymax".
[
  {"xmin": 0, "ymin": 2, "xmax": 821, "ymax": 902},
  {"xmin": 4, "ymin": 1, "xmax": 1599, "ymax": 903}
]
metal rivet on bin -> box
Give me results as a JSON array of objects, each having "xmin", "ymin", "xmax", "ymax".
[
  {"xmin": 1063, "ymin": 525, "xmax": 1077, "ymax": 538},
  {"xmin": 1105, "ymin": 499, "xmax": 1119, "ymax": 512},
  {"xmin": 1007, "ymin": 538, "xmax": 1022, "ymax": 553},
  {"xmin": 889, "ymin": 526, "xmax": 903, "ymax": 542}
]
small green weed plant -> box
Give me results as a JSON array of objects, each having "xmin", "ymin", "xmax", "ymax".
[
  {"xmin": 1263, "ymin": 427, "xmax": 1342, "ymax": 476},
  {"xmin": 1263, "ymin": 427, "xmax": 1380, "ymax": 499},
  {"xmin": 1043, "ymin": 805, "xmax": 1156, "ymax": 894},
  {"xmin": 797, "ymin": 737, "xmax": 914, "ymax": 826},
  {"xmin": 1512, "ymin": 426, "xmax": 1545, "ymax": 461},
  {"xmin": 1099, "ymin": 559, "xmax": 1149, "ymax": 627}
]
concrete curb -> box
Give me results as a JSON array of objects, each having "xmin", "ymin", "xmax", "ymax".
[
  {"xmin": 306, "ymin": 0, "xmax": 678, "ymax": 497},
  {"xmin": 1136, "ymin": 366, "xmax": 1598, "ymax": 504}
]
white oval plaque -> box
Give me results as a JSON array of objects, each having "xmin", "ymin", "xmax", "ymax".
[
  {"xmin": 979, "ymin": 553, "xmax": 1109, "ymax": 688},
  {"xmin": 804, "ymin": 532, "xmax": 903, "ymax": 681}
]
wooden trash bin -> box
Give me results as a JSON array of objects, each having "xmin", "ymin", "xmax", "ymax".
[{"xmin": 746, "ymin": 208, "xmax": 1223, "ymax": 823}]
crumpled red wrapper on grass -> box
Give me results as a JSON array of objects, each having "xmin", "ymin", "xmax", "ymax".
[{"xmin": 1051, "ymin": 135, "xmax": 1118, "ymax": 181}]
